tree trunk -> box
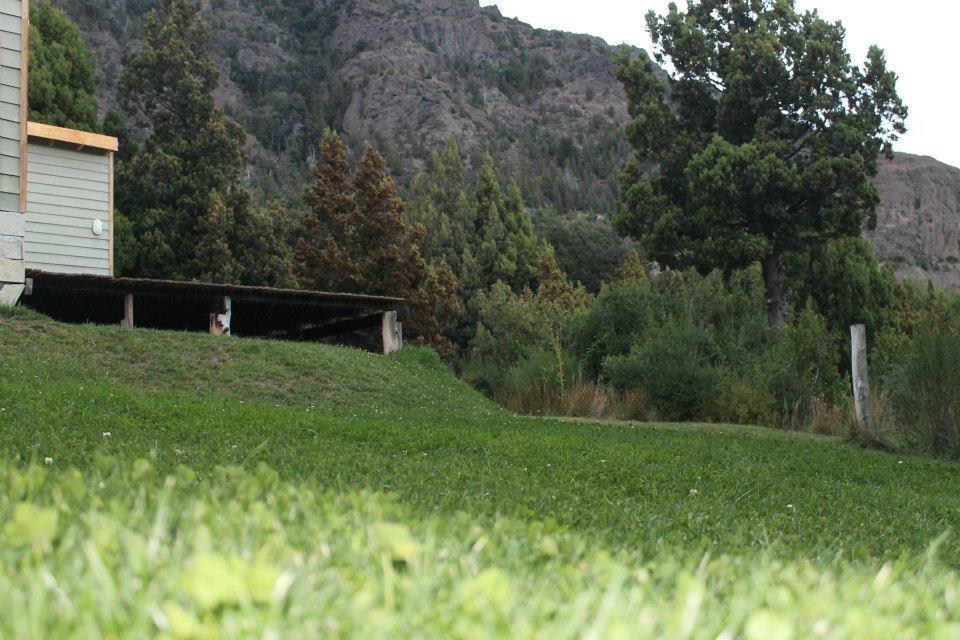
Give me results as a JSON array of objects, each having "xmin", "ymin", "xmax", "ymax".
[{"xmin": 762, "ymin": 252, "xmax": 786, "ymax": 327}]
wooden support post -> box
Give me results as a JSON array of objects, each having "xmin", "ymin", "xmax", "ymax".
[
  {"xmin": 121, "ymin": 293, "xmax": 134, "ymax": 328},
  {"xmin": 850, "ymin": 324, "xmax": 871, "ymax": 430},
  {"xmin": 209, "ymin": 297, "xmax": 232, "ymax": 336},
  {"xmin": 382, "ymin": 310, "xmax": 402, "ymax": 355}
]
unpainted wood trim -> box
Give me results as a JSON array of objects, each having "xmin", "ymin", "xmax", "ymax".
[
  {"xmin": 26, "ymin": 121, "xmax": 119, "ymax": 152},
  {"xmin": 18, "ymin": 0, "xmax": 28, "ymax": 213}
]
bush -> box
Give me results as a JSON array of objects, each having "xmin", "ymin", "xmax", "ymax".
[
  {"xmin": 573, "ymin": 269, "xmax": 768, "ymax": 380},
  {"xmin": 891, "ymin": 322, "xmax": 960, "ymax": 457},
  {"xmin": 752, "ymin": 306, "xmax": 844, "ymax": 426},
  {"xmin": 603, "ymin": 323, "xmax": 722, "ymax": 421},
  {"xmin": 711, "ymin": 381, "xmax": 777, "ymax": 426},
  {"xmin": 461, "ymin": 282, "xmax": 551, "ymax": 392}
]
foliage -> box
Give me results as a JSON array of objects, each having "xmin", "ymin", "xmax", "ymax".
[
  {"xmin": 295, "ymin": 133, "xmax": 459, "ymax": 356},
  {"xmin": 463, "ymin": 252, "xmax": 588, "ymax": 394},
  {"xmin": 613, "ymin": 248, "xmax": 647, "ymax": 285},
  {"xmin": 604, "ymin": 321, "xmax": 722, "ymax": 421},
  {"xmin": 533, "ymin": 252, "xmax": 589, "ymax": 388},
  {"xmin": 407, "ymin": 138, "xmax": 478, "ymax": 289},
  {"xmin": 614, "ymin": 0, "xmax": 907, "ymax": 325},
  {"xmin": 115, "ymin": 0, "xmax": 295, "ymax": 287},
  {"xmin": 753, "ymin": 305, "xmax": 845, "ymax": 421},
  {"xmin": 408, "ymin": 139, "xmax": 550, "ymax": 355},
  {"xmin": 409, "ymin": 140, "xmax": 544, "ymax": 297},
  {"xmin": 472, "ymin": 154, "xmax": 544, "ymax": 294},
  {"xmin": 462, "ymin": 282, "xmax": 551, "ymax": 393},
  {"xmin": 891, "ymin": 319, "xmax": 960, "ymax": 457},
  {"xmin": 535, "ymin": 210, "xmax": 638, "ymax": 291},
  {"xmin": 28, "ymin": 0, "xmax": 99, "ymax": 131},
  {"xmin": 785, "ymin": 237, "xmax": 898, "ymax": 341},
  {"xmin": 573, "ymin": 269, "xmax": 843, "ymax": 425}
]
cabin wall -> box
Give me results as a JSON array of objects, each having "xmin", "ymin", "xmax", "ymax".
[
  {"xmin": 0, "ymin": 0, "xmax": 26, "ymax": 305},
  {"xmin": 24, "ymin": 142, "xmax": 112, "ymax": 276}
]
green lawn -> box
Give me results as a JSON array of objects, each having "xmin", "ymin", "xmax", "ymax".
[{"xmin": 1, "ymin": 308, "xmax": 959, "ymax": 638}]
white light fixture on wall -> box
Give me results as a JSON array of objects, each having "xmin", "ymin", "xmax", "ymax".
[{"xmin": 92, "ymin": 218, "xmax": 103, "ymax": 236}]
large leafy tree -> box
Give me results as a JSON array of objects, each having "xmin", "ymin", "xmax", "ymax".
[
  {"xmin": 296, "ymin": 134, "xmax": 460, "ymax": 357},
  {"xmin": 116, "ymin": 0, "xmax": 295, "ymax": 286},
  {"xmin": 28, "ymin": 0, "xmax": 99, "ymax": 131},
  {"xmin": 614, "ymin": 0, "xmax": 907, "ymax": 326}
]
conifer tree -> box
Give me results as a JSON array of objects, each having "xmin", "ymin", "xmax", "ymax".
[
  {"xmin": 296, "ymin": 134, "xmax": 460, "ymax": 357},
  {"xmin": 615, "ymin": 0, "xmax": 907, "ymax": 326},
  {"xmin": 28, "ymin": 0, "xmax": 98, "ymax": 131},
  {"xmin": 116, "ymin": 0, "xmax": 295, "ymax": 286},
  {"xmin": 408, "ymin": 137, "xmax": 475, "ymax": 283},
  {"xmin": 613, "ymin": 249, "xmax": 648, "ymax": 285}
]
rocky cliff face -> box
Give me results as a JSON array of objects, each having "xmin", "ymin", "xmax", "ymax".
[
  {"xmin": 52, "ymin": 0, "xmax": 960, "ymax": 287},
  {"xmin": 54, "ymin": 0, "xmax": 635, "ymax": 212},
  {"xmin": 870, "ymin": 154, "xmax": 960, "ymax": 288}
]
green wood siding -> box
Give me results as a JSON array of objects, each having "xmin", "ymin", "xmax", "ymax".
[
  {"xmin": 24, "ymin": 142, "xmax": 110, "ymax": 275},
  {"xmin": 0, "ymin": 0, "xmax": 20, "ymax": 212}
]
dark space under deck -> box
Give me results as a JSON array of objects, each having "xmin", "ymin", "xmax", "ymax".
[{"xmin": 22, "ymin": 270, "xmax": 406, "ymax": 341}]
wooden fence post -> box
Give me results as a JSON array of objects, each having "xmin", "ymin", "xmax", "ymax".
[
  {"xmin": 850, "ymin": 324, "xmax": 871, "ymax": 430},
  {"xmin": 209, "ymin": 296, "xmax": 232, "ymax": 336},
  {"xmin": 382, "ymin": 310, "xmax": 402, "ymax": 355},
  {"xmin": 120, "ymin": 293, "xmax": 134, "ymax": 328}
]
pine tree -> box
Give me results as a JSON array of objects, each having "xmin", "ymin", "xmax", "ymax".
[
  {"xmin": 28, "ymin": 0, "xmax": 99, "ymax": 131},
  {"xmin": 296, "ymin": 134, "xmax": 460, "ymax": 356},
  {"xmin": 191, "ymin": 192, "xmax": 240, "ymax": 285},
  {"xmin": 410, "ymin": 144, "xmax": 544, "ymax": 301},
  {"xmin": 407, "ymin": 137, "xmax": 476, "ymax": 287},
  {"xmin": 115, "ymin": 0, "xmax": 295, "ymax": 287},
  {"xmin": 613, "ymin": 249, "xmax": 647, "ymax": 285}
]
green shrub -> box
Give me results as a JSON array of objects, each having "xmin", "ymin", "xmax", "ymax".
[
  {"xmin": 462, "ymin": 282, "xmax": 551, "ymax": 392},
  {"xmin": 752, "ymin": 306, "xmax": 844, "ymax": 425},
  {"xmin": 892, "ymin": 322, "xmax": 960, "ymax": 457},
  {"xmin": 711, "ymin": 381, "xmax": 778, "ymax": 427},
  {"xmin": 573, "ymin": 269, "xmax": 768, "ymax": 380},
  {"xmin": 603, "ymin": 323, "xmax": 722, "ymax": 421},
  {"xmin": 501, "ymin": 349, "xmax": 581, "ymax": 395}
]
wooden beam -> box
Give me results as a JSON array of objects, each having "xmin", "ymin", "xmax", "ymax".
[
  {"xmin": 26, "ymin": 122, "xmax": 120, "ymax": 152},
  {"xmin": 121, "ymin": 293, "xmax": 134, "ymax": 328}
]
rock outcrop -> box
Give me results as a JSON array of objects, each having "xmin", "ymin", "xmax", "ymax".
[{"xmin": 870, "ymin": 154, "xmax": 960, "ymax": 288}]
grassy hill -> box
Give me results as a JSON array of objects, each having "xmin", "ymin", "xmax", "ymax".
[{"xmin": 1, "ymin": 308, "xmax": 960, "ymax": 637}]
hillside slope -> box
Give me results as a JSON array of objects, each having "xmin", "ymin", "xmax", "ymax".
[
  {"xmin": 2, "ymin": 309, "xmax": 960, "ymax": 635},
  {"xmin": 52, "ymin": 0, "xmax": 960, "ymax": 288},
  {"xmin": 54, "ymin": 0, "xmax": 634, "ymax": 213}
]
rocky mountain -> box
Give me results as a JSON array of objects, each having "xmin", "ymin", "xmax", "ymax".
[
  {"xmin": 52, "ymin": 0, "xmax": 960, "ymax": 287},
  {"xmin": 870, "ymin": 154, "xmax": 960, "ymax": 288},
  {"xmin": 54, "ymin": 0, "xmax": 635, "ymax": 214}
]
